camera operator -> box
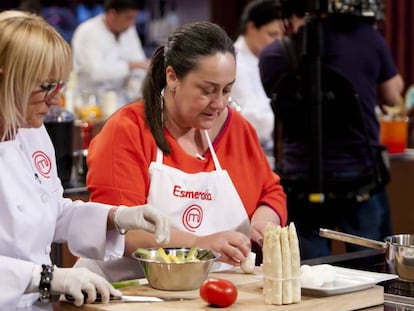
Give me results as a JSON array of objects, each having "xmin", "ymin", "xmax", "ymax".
[{"xmin": 259, "ymin": 0, "xmax": 404, "ymax": 259}]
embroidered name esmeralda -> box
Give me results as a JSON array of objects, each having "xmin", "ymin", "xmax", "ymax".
[{"xmin": 172, "ymin": 185, "xmax": 212, "ymax": 200}]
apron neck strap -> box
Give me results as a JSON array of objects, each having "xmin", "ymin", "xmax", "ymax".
[
  {"xmin": 156, "ymin": 147, "xmax": 163, "ymax": 164},
  {"xmin": 204, "ymin": 130, "xmax": 222, "ymax": 171},
  {"xmin": 155, "ymin": 130, "xmax": 223, "ymax": 171}
]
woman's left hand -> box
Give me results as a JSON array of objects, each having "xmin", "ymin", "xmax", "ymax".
[{"xmin": 250, "ymin": 205, "xmax": 281, "ymax": 245}]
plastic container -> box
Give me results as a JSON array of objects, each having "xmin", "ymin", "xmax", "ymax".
[{"xmin": 380, "ymin": 115, "xmax": 408, "ymax": 154}]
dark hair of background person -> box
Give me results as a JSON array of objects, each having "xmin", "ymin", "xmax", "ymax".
[
  {"xmin": 142, "ymin": 21, "xmax": 236, "ymax": 154},
  {"xmin": 18, "ymin": 0, "xmax": 79, "ymax": 13},
  {"xmin": 40, "ymin": 0, "xmax": 74, "ymax": 7},
  {"xmin": 103, "ymin": 0, "xmax": 145, "ymax": 11},
  {"xmin": 18, "ymin": 0, "xmax": 42, "ymax": 14},
  {"xmin": 238, "ymin": 0, "xmax": 286, "ymax": 36},
  {"xmin": 281, "ymin": 0, "xmax": 306, "ymax": 18},
  {"xmin": 81, "ymin": 0, "xmax": 104, "ymax": 7}
]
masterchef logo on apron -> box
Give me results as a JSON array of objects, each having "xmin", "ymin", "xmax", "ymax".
[
  {"xmin": 182, "ymin": 204, "xmax": 203, "ymax": 232},
  {"xmin": 171, "ymin": 186, "xmax": 217, "ymax": 232}
]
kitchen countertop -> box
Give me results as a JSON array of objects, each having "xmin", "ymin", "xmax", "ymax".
[
  {"xmin": 55, "ymin": 268, "xmax": 384, "ymax": 311},
  {"xmin": 22, "ymin": 249, "xmax": 394, "ymax": 311}
]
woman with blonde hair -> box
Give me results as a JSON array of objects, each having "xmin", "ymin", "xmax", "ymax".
[{"xmin": 0, "ymin": 11, "xmax": 169, "ymax": 308}]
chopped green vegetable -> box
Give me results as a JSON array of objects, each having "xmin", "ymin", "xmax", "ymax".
[
  {"xmin": 157, "ymin": 247, "xmax": 171, "ymax": 262},
  {"xmin": 198, "ymin": 249, "xmax": 212, "ymax": 260},
  {"xmin": 111, "ymin": 279, "xmax": 148, "ymax": 289},
  {"xmin": 186, "ymin": 247, "xmax": 198, "ymax": 261},
  {"xmin": 169, "ymin": 254, "xmax": 184, "ymax": 263},
  {"xmin": 135, "ymin": 248, "xmax": 151, "ymax": 259},
  {"xmin": 177, "ymin": 250, "xmax": 185, "ymax": 261}
]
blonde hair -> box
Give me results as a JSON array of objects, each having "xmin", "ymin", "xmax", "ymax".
[{"xmin": 0, "ymin": 10, "xmax": 72, "ymax": 141}]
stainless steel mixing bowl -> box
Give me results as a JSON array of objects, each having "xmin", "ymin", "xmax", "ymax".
[{"xmin": 132, "ymin": 247, "xmax": 220, "ymax": 291}]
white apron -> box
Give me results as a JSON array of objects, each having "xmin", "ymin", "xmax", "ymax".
[
  {"xmin": 147, "ymin": 130, "xmax": 250, "ymax": 271},
  {"xmin": 75, "ymin": 131, "xmax": 250, "ymax": 280}
]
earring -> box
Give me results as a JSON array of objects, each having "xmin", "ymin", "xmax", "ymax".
[{"xmin": 170, "ymin": 86, "xmax": 176, "ymax": 93}]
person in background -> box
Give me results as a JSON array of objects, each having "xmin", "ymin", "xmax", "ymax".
[
  {"xmin": 231, "ymin": 0, "xmax": 287, "ymax": 154},
  {"xmin": 76, "ymin": 0, "xmax": 104, "ymax": 24},
  {"xmin": 76, "ymin": 21, "xmax": 287, "ymax": 282},
  {"xmin": 40, "ymin": 0, "xmax": 77, "ymax": 43},
  {"xmin": 71, "ymin": 0, "xmax": 149, "ymax": 108},
  {"xmin": 259, "ymin": 0, "xmax": 404, "ymax": 260},
  {"xmin": 0, "ymin": 10, "xmax": 169, "ymax": 308}
]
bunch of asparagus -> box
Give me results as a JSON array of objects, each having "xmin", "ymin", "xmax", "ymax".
[{"xmin": 262, "ymin": 222, "xmax": 301, "ymax": 305}]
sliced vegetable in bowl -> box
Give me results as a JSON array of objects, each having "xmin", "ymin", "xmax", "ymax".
[{"xmin": 134, "ymin": 247, "xmax": 216, "ymax": 263}]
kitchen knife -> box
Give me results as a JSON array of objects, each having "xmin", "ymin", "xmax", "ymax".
[
  {"xmin": 116, "ymin": 296, "xmax": 190, "ymax": 302},
  {"xmin": 64, "ymin": 293, "xmax": 185, "ymax": 303}
]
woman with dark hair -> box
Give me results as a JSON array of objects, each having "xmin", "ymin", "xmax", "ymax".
[{"xmin": 81, "ymin": 21, "xmax": 287, "ymax": 282}]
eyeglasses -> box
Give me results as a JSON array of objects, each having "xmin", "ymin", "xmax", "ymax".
[{"xmin": 39, "ymin": 80, "xmax": 65, "ymax": 102}]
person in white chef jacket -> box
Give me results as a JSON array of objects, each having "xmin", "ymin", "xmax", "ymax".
[
  {"xmin": 71, "ymin": 0, "xmax": 150, "ymax": 109},
  {"xmin": 0, "ymin": 11, "xmax": 170, "ymax": 309},
  {"xmin": 231, "ymin": 0, "xmax": 287, "ymax": 152}
]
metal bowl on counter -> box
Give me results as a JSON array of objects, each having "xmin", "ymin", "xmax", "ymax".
[{"xmin": 132, "ymin": 247, "xmax": 220, "ymax": 291}]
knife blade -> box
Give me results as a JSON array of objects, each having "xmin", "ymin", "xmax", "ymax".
[
  {"xmin": 114, "ymin": 296, "xmax": 190, "ymax": 303},
  {"xmin": 65, "ymin": 293, "xmax": 187, "ymax": 303},
  {"xmin": 112, "ymin": 295, "xmax": 164, "ymax": 302}
]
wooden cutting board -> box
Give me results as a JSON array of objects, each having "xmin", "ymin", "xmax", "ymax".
[{"xmin": 59, "ymin": 268, "xmax": 384, "ymax": 311}]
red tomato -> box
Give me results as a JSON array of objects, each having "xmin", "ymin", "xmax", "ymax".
[{"xmin": 199, "ymin": 278, "xmax": 238, "ymax": 308}]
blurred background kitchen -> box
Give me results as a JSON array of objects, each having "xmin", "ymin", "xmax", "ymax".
[{"xmin": 1, "ymin": 0, "xmax": 414, "ymax": 265}]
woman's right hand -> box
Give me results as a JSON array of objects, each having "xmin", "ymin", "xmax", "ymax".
[
  {"xmin": 195, "ymin": 231, "xmax": 251, "ymax": 266},
  {"xmin": 52, "ymin": 267, "xmax": 121, "ymax": 306}
]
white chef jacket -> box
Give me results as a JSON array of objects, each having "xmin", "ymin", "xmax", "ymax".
[
  {"xmin": 231, "ymin": 36, "xmax": 274, "ymax": 147},
  {"xmin": 0, "ymin": 126, "xmax": 124, "ymax": 308},
  {"xmin": 71, "ymin": 14, "xmax": 147, "ymax": 107}
]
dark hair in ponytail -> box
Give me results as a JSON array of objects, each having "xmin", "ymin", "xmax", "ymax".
[
  {"xmin": 143, "ymin": 21, "xmax": 235, "ymax": 154},
  {"xmin": 142, "ymin": 46, "xmax": 168, "ymax": 152}
]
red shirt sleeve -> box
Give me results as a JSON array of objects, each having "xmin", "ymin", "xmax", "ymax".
[{"xmin": 87, "ymin": 102, "xmax": 154, "ymax": 206}]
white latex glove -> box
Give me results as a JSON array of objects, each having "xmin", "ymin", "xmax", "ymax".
[
  {"xmin": 53, "ymin": 267, "xmax": 121, "ymax": 306},
  {"xmin": 114, "ymin": 204, "xmax": 170, "ymax": 243},
  {"xmin": 29, "ymin": 266, "xmax": 121, "ymax": 306}
]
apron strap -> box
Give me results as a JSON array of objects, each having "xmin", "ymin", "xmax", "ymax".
[
  {"xmin": 155, "ymin": 130, "xmax": 223, "ymax": 171},
  {"xmin": 204, "ymin": 130, "xmax": 222, "ymax": 171},
  {"xmin": 156, "ymin": 147, "xmax": 163, "ymax": 164}
]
